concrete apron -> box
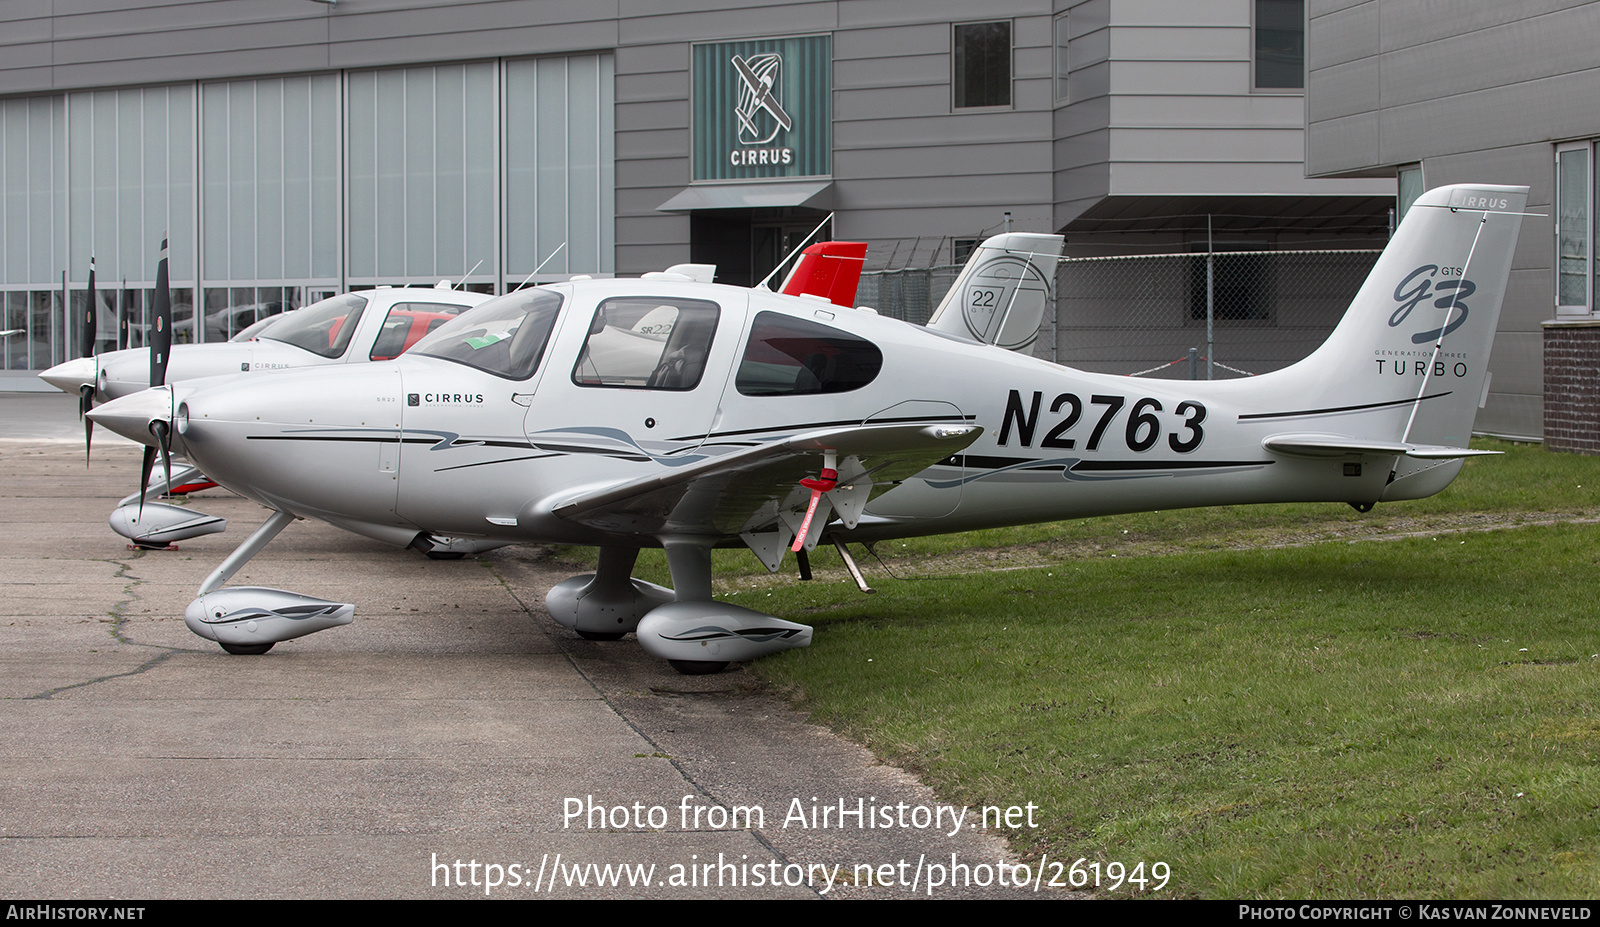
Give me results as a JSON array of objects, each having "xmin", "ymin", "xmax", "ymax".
[{"xmin": 0, "ymin": 438, "xmax": 1030, "ymax": 900}]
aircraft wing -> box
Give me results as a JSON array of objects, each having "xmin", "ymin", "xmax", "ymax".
[
  {"xmin": 549, "ymin": 421, "xmax": 982, "ymax": 540},
  {"xmin": 1261, "ymin": 433, "xmax": 1502, "ymax": 460}
]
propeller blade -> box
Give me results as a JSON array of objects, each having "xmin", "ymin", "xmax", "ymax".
[
  {"xmin": 80, "ymin": 385, "xmax": 94, "ymax": 467},
  {"xmin": 79, "ymin": 256, "xmax": 98, "ymax": 467},
  {"xmin": 150, "ymin": 237, "xmax": 171, "ymax": 389},
  {"xmin": 137, "ymin": 444, "xmax": 156, "ymax": 523},
  {"xmin": 152, "ymin": 419, "xmax": 173, "ymax": 499},
  {"xmin": 81, "ymin": 255, "xmax": 97, "ymax": 362}
]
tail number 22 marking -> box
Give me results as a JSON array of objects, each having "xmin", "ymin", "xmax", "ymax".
[{"xmin": 998, "ymin": 390, "xmax": 1207, "ymax": 453}]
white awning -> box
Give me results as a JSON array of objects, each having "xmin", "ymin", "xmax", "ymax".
[{"xmin": 658, "ymin": 180, "xmax": 834, "ymax": 212}]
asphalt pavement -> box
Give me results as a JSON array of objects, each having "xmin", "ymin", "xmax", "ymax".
[{"xmin": 0, "ymin": 391, "xmax": 1035, "ymax": 900}]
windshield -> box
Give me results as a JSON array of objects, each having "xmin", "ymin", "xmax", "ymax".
[
  {"xmin": 254, "ymin": 293, "xmax": 367, "ymax": 358},
  {"xmin": 230, "ymin": 311, "xmax": 294, "ymax": 342},
  {"xmin": 409, "ymin": 288, "xmax": 564, "ymax": 380}
]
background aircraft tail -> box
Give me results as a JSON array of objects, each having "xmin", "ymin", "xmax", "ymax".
[
  {"xmin": 925, "ymin": 232, "xmax": 1064, "ymax": 351},
  {"xmin": 1260, "ymin": 184, "xmax": 1527, "ymax": 500},
  {"xmin": 780, "ymin": 240, "xmax": 868, "ymax": 308}
]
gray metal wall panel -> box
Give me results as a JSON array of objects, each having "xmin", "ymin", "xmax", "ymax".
[
  {"xmin": 836, "ymin": 173, "xmax": 1053, "ymax": 209},
  {"xmin": 834, "ymin": 54, "xmax": 950, "ymax": 91},
  {"xmin": 327, "ymin": 0, "xmax": 602, "ymax": 43},
  {"xmin": 1306, "ymin": 1, "xmax": 1377, "ymax": 70},
  {"xmin": 835, "ymin": 111, "xmax": 1050, "ymax": 148},
  {"xmin": 834, "ymin": 85, "xmax": 954, "ymax": 120},
  {"xmin": 1309, "ymin": 0, "xmax": 1372, "ymax": 15},
  {"xmin": 617, "ymin": 4, "xmax": 837, "ymax": 44},
  {"xmin": 1377, "ymin": 0, "xmax": 1590, "ymax": 51},
  {"xmin": 51, "ymin": 20, "xmax": 332, "ymax": 69},
  {"xmin": 614, "ymin": 157, "xmax": 689, "ymax": 193},
  {"xmin": 1109, "ymin": 25, "xmax": 1243, "ymax": 60},
  {"xmin": 1115, "ymin": 93, "xmax": 1305, "ymax": 127},
  {"xmin": 1306, "ymin": 113, "xmax": 1380, "ymax": 176},
  {"xmin": 1107, "ymin": 59, "xmax": 1253, "ymax": 95},
  {"xmin": 614, "ymin": 42, "xmax": 687, "ymax": 74},
  {"xmin": 1376, "ymin": 76, "xmax": 1600, "ymax": 169},
  {"xmin": 1475, "ymin": 392, "xmax": 1542, "ymax": 441},
  {"xmin": 1306, "ymin": 56, "xmax": 1379, "ymax": 123},
  {"xmin": 1483, "ymin": 329, "xmax": 1544, "ymax": 400},
  {"xmin": 1375, "ymin": 7, "xmax": 1600, "ymax": 110},
  {"xmin": 50, "ymin": 0, "xmax": 324, "ymax": 40},
  {"xmin": 833, "ymin": 22, "xmax": 949, "ymax": 60},
  {"xmin": 835, "ymin": 142, "xmax": 1052, "ymax": 180},
  {"xmin": 1055, "ymin": 129, "xmax": 1112, "ymax": 171},
  {"xmin": 331, "ymin": 22, "xmax": 620, "ymax": 69},
  {"xmin": 837, "ymin": 0, "xmax": 1049, "ymax": 29},
  {"xmin": 1113, "ymin": 0, "xmax": 1248, "ymax": 27},
  {"xmin": 615, "ymin": 127, "xmax": 688, "ymax": 160},
  {"xmin": 1110, "ymin": 126, "xmax": 1308, "ymax": 162}
]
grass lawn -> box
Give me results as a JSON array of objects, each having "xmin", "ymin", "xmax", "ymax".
[{"xmin": 602, "ymin": 440, "xmax": 1600, "ymax": 897}]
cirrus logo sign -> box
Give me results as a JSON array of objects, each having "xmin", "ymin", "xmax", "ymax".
[{"xmin": 1391, "ymin": 264, "xmax": 1475, "ymax": 345}]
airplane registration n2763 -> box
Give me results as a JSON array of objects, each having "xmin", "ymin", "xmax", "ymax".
[{"xmin": 89, "ymin": 184, "xmax": 1527, "ymax": 673}]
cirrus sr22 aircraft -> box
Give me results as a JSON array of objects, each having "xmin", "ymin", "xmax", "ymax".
[{"xmin": 89, "ymin": 184, "xmax": 1526, "ymax": 674}]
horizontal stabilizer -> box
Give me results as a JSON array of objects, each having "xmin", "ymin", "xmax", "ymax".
[{"xmin": 1262, "ymin": 433, "xmax": 1502, "ymax": 460}]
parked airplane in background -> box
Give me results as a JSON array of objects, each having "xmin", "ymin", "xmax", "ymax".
[
  {"xmin": 42, "ymin": 284, "xmax": 493, "ymax": 406},
  {"xmin": 40, "ymin": 284, "xmax": 492, "ymax": 547},
  {"xmin": 88, "ymin": 185, "xmax": 1526, "ymax": 674}
]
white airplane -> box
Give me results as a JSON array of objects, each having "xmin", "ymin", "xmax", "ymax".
[
  {"xmin": 41, "ymin": 283, "xmax": 494, "ymax": 405},
  {"xmin": 88, "ymin": 184, "xmax": 1526, "ymax": 674},
  {"xmin": 40, "ymin": 283, "xmax": 494, "ymax": 547}
]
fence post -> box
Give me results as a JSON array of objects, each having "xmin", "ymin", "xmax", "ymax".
[{"xmin": 1205, "ymin": 215, "xmax": 1215, "ymax": 380}]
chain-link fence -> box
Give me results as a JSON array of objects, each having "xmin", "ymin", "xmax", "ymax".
[{"xmin": 859, "ymin": 249, "xmax": 1382, "ymax": 380}]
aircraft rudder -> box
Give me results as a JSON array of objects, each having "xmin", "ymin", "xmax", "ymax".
[
  {"xmin": 1286, "ymin": 184, "xmax": 1527, "ymax": 450},
  {"xmin": 925, "ymin": 231, "xmax": 1064, "ymax": 351}
]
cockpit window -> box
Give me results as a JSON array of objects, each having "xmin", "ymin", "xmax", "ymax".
[
  {"xmin": 255, "ymin": 293, "xmax": 367, "ymax": 358},
  {"xmin": 736, "ymin": 311, "xmax": 883, "ymax": 396},
  {"xmin": 369, "ymin": 302, "xmax": 473, "ymax": 360},
  {"xmin": 409, "ymin": 288, "xmax": 564, "ymax": 380},
  {"xmin": 572, "ymin": 296, "xmax": 720, "ymax": 390}
]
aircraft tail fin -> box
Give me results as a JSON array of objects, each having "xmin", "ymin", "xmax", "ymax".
[
  {"xmin": 1260, "ymin": 184, "xmax": 1527, "ymax": 500},
  {"xmin": 926, "ymin": 232, "xmax": 1064, "ymax": 351},
  {"xmin": 780, "ymin": 241, "xmax": 868, "ymax": 308}
]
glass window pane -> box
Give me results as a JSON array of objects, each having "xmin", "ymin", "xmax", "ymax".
[
  {"xmin": 412, "ymin": 288, "xmax": 563, "ymax": 380},
  {"xmin": 736, "ymin": 311, "xmax": 883, "ymax": 396},
  {"xmin": 1255, "ymin": 0, "xmax": 1305, "ymax": 90},
  {"xmin": 1558, "ymin": 148, "xmax": 1588, "ymax": 309},
  {"xmin": 954, "ymin": 22, "xmax": 1011, "ymax": 109},
  {"xmin": 573, "ymin": 296, "xmax": 720, "ymax": 390}
]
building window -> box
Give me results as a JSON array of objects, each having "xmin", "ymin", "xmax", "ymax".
[
  {"xmin": 1254, "ymin": 0, "xmax": 1305, "ymax": 90},
  {"xmin": 1054, "ymin": 13, "xmax": 1070, "ymax": 104},
  {"xmin": 1557, "ymin": 144, "xmax": 1592, "ymax": 314},
  {"xmin": 954, "ymin": 21, "xmax": 1011, "ymax": 109}
]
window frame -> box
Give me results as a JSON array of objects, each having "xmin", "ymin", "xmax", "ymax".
[
  {"xmin": 1556, "ymin": 142, "xmax": 1594, "ymax": 317},
  {"xmin": 1053, "ymin": 12, "xmax": 1071, "ymax": 105},
  {"xmin": 952, "ymin": 20, "xmax": 1013, "ymax": 111}
]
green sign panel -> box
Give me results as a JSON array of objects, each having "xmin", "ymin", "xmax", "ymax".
[{"xmin": 692, "ymin": 35, "xmax": 831, "ymax": 182}]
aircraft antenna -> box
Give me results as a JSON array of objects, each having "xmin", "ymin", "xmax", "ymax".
[
  {"xmin": 452, "ymin": 259, "xmax": 485, "ymax": 290},
  {"xmin": 515, "ymin": 242, "xmax": 567, "ymax": 291},
  {"xmin": 757, "ymin": 212, "xmax": 835, "ymax": 291}
]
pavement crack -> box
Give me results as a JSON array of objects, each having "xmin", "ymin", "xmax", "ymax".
[{"xmin": 23, "ymin": 553, "xmax": 191, "ymax": 700}]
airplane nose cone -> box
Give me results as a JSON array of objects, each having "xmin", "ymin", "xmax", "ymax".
[
  {"xmin": 86, "ymin": 388, "xmax": 174, "ymax": 448},
  {"xmin": 39, "ymin": 356, "xmax": 97, "ymax": 394}
]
